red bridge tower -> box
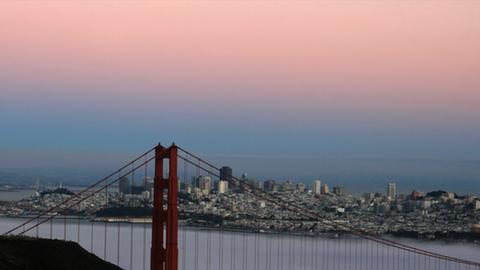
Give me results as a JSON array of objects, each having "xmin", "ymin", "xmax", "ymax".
[{"xmin": 151, "ymin": 144, "xmax": 178, "ymax": 270}]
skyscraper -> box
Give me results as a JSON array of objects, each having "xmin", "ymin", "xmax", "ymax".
[
  {"xmin": 297, "ymin": 183, "xmax": 306, "ymax": 192},
  {"xmin": 197, "ymin": 175, "xmax": 212, "ymax": 195},
  {"xmin": 333, "ymin": 186, "xmax": 345, "ymax": 196},
  {"xmin": 313, "ymin": 180, "xmax": 321, "ymax": 195},
  {"xmin": 220, "ymin": 166, "xmax": 233, "ymax": 181},
  {"xmin": 263, "ymin": 180, "xmax": 276, "ymax": 192},
  {"xmin": 217, "ymin": 180, "xmax": 229, "ymax": 194},
  {"xmin": 119, "ymin": 176, "xmax": 131, "ymax": 194},
  {"xmin": 321, "ymin": 184, "xmax": 329, "ymax": 194},
  {"xmin": 387, "ymin": 182, "xmax": 397, "ymax": 199},
  {"xmin": 143, "ymin": 177, "xmax": 154, "ymax": 191}
]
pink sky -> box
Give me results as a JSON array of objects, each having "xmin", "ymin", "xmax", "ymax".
[
  {"xmin": 0, "ymin": 1, "xmax": 479, "ymax": 157},
  {"xmin": 2, "ymin": 2, "xmax": 479, "ymax": 98}
]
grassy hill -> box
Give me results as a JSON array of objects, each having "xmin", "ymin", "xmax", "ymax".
[{"xmin": 0, "ymin": 236, "xmax": 122, "ymax": 270}]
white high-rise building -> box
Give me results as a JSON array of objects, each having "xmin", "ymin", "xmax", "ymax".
[
  {"xmin": 387, "ymin": 182, "xmax": 397, "ymax": 199},
  {"xmin": 218, "ymin": 180, "xmax": 229, "ymax": 194},
  {"xmin": 313, "ymin": 180, "xmax": 321, "ymax": 195}
]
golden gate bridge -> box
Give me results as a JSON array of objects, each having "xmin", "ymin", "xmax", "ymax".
[{"xmin": 2, "ymin": 144, "xmax": 479, "ymax": 270}]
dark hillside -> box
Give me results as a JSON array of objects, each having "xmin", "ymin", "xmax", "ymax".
[{"xmin": 0, "ymin": 236, "xmax": 122, "ymax": 270}]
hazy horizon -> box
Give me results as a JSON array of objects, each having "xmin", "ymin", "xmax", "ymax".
[{"xmin": 1, "ymin": 148, "xmax": 479, "ymax": 196}]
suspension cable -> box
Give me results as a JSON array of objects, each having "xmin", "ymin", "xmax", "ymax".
[
  {"xmin": 16, "ymin": 156, "xmax": 154, "ymax": 236},
  {"xmin": 3, "ymin": 147, "xmax": 155, "ymax": 236},
  {"xmin": 177, "ymin": 146, "xmax": 480, "ymax": 267}
]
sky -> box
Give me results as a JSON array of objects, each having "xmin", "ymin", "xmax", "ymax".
[{"xmin": 1, "ymin": 1, "xmax": 480, "ymax": 181}]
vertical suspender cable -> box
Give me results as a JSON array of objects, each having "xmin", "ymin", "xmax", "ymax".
[
  {"xmin": 230, "ymin": 231, "xmax": 235, "ymax": 270},
  {"xmin": 267, "ymin": 233, "xmax": 271, "ymax": 270},
  {"xmin": 302, "ymin": 234, "xmax": 306, "ymax": 270},
  {"xmin": 365, "ymin": 238, "xmax": 368, "ymax": 270},
  {"xmin": 90, "ymin": 219, "xmax": 94, "ymax": 252},
  {"xmin": 279, "ymin": 231, "xmax": 283, "ymax": 270},
  {"xmin": 254, "ymin": 215, "xmax": 258, "ymax": 270},
  {"xmin": 194, "ymin": 159, "xmax": 200, "ymax": 270},
  {"xmin": 345, "ymin": 234, "xmax": 348, "ymax": 270},
  {"xmin": 206, "ymin": 170, "xmax": 212, "ymax": 270},
  {"xmin": 287, "ymin": 232, "xmax": 290, "ymax": 270},
  {"xmin": 423, "ymin": 252, "xmax": 427, "ymax": 270},
  {"xmin": 234, "ymin": 230, "xmax": 238, "ymax": 270},
  {"xmin": 315, "ymin": 233, "xmax": 318, "ymax": 269},
  {"xmin": 350, "ymin": 233, "xmax": 354, "ymax": 270},
  {"xmin": 117, "ymin": 222, "xmax": 121, "ymax": 266},
  {"xmin": 220, "ymin": 228, "xmax": 224, "ymax": 270},
  {"xmin": 242, "ymin": 223, "xmax": 246, "ymax": 270},
  {"xmin": 279, "ymin": 231, "xmax": 284, "ymax": 270},
  {"xmin": 332, "ymin": 235, "xmax": 337, "ymax": 270},
  {"xmin": 372, "ymin": 238, "xmax": 375, "ymax": 270},
  {"xmin": 292, "ymin": 233, "xmax": 296, "ymax": 270},
  {"xmin": 130, "ymin": 222, "xmax": 134, "ymax": 270},
  {"xmin": 311, "ymin": 235, "xmax": 315, "ymax": 270},
  {"xmin": 143, "ymin": 220, "xmax": 146, "ymax": 270},
  {"xmin": 130, "ymin": 163, "xmax": 134, "ymax": 270},
  {"xmin": 324, "ymin": 234, "xmax": 327, "ymax": 270},
  {"xmin": 182, "ymin": 156, "xmax": 187, "ymax": 270},
  {"xmin": 240, "ymin": 228, "xmax": 245, "ymax": 270},
  {"xmin": 64, "ymin": 214, "xmax": 67, "ymax": 241},
  {"xmin": 207, "ymin": 227, "xmax": 212, "ymax": 270},
  {"xmin": 77, "ymin": 217, "xmax": 80, "ymax": 243},
  {"xmin": 143, "ymin": 155, "xmax": 148, "ymax": 270},
  {"xmin": 104, "ymin": 181, "xmax": 108, "ymax": 260},
  {"xmin": 117, "ymin": 170, "xmax": 121, "ymax": 267},
  {"xmin": 194, "ymin": 227, "xmax": 198, "ymax": 270}
]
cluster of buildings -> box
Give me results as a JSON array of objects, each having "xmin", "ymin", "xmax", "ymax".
[
  {"xmin": 184, "ymin": 167, "xmax": 350, "ymax": 199},
  {"xmin": 1, "ymin": 167, "xmax": 479, "ymax": 240},
  {"xmin": 183, "ymin": 166, "xmax": 232, "ymax": 196},
  {"xmin": 177, "ymin": 173, "xmax": 480, "ymax": 238},
  {"xmin": 118, "ymin": 175, "xmax": 154, "ymax": 201}
]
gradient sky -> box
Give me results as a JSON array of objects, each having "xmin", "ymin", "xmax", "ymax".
[{"xmin": 1, "ymin": 1, "xmax": 480, "ymax": 168}]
